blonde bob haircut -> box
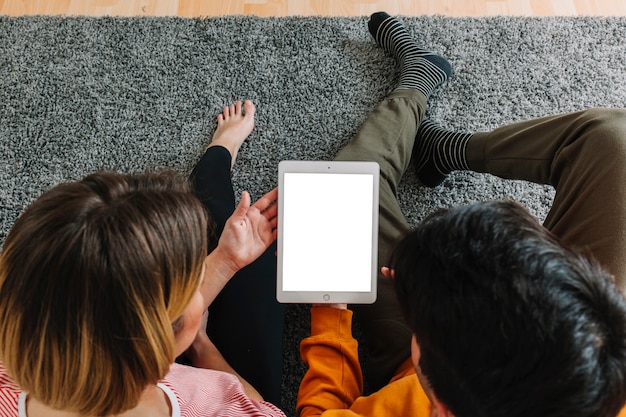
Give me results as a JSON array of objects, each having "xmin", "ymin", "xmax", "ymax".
[{"xmin": 0, "ymin": 171, "xmax": 208, "ymax": 416}]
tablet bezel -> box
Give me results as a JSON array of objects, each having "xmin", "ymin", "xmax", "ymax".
[{"xmin": 276, "ymin": 160, "xmax": 379, "ymax": 304}]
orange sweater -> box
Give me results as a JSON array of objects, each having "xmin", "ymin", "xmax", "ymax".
[
  {"xmin": 297, "ymin": 307, "xmax": 431, "ymax": 417},
  {"xmin": 297, "ymin": 307, "xmax": 626, "ymax": 417}
]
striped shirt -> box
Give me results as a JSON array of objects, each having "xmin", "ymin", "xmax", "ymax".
[{"xmin": 0, "ymin": 362, "xmax": 285, "ymax": 417}]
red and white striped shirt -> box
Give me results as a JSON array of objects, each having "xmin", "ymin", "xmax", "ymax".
[{"xmin": 0, "ymin": 362, "xmax": 285, "ymax": 417}]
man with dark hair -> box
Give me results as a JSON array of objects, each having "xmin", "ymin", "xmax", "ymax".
[
  {"xmin": 296, "ymin": 12, "xmax": 626, "ymax": 417},
  {"xmin": 390, "ymin": 200, "xmax": 626, "ymax": 416}
]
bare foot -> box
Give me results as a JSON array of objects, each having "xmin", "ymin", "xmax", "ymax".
[{"xmin": 208, "ymin": 100, "xmax": 256, "ymax": 168}]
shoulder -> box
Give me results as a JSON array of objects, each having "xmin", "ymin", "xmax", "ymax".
[
  {"xmin": 0, "ymin": 363, "xmax": 20, "ymax": 417},
  {"xmin": 162, "ymin": 363, "xmax": 285, "ymax": 417}
]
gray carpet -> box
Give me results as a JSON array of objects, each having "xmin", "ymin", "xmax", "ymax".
[{"xmin": 1, "ymin": 14, "xmax": 625, "ymax": 415}]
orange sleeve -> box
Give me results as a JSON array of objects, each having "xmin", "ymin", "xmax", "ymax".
[
  {"xmin": 296, "ymin": 307, "xmax": 362, "ymax": 417},
  {"xmin": 618, "ymin": 404, "xmax": 626, "ymax": 417}
]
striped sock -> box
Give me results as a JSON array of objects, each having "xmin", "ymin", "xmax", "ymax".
[
  {"xmin": 368, "ymin": 12, "xmax": 452, "ymax": 98},
  {"xmin": 413, "ymin": 119, "xmax": 473, "ymax": 187}
]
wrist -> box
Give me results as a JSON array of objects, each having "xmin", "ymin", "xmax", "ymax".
[
  {"xmin": 199, "ymin": 249, "xmax": 239, "ymax": 309},
  {"xmin": 208, "ymin": 246, "xmax": 240, "ymax": 278},
  {"xmin": 310, "ymin": 307, "xmax": 354, "ymax": 339}
]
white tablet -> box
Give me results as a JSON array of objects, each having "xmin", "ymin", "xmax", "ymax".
[{"xmin": 277, "ymin": 160, "xmax": 379, "ymax": 304}]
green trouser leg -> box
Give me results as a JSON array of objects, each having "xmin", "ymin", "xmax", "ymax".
[
  {"xmin": 334, "ymin": 104, "xmax": 626, "ymax": 389},
  {"xmin": 468, "ymin": 108, "xmax": 626, "ymax": 292},
  {"xmin": 333, "ymin": 88, "xmax": 427, "ymax": 390}
]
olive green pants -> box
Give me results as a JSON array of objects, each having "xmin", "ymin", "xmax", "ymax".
[{"xmin": 335, "ymin": 89, "xmax": 626, "ymax": 389}]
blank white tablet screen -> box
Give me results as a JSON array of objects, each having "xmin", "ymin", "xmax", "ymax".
[{"xmin": 281, "ymin": 172, "xmax": 373, "ymax": 292}]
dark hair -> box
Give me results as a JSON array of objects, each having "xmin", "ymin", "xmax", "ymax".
[
  {"xmin": 0, "ymin": 171, "xmax": 208, "ymax": 415},
  {"xmin": 390, "ymin": 200, "xmax": 626, "ymax": 417}
]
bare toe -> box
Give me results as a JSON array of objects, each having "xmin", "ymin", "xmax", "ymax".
[
  {"xmin": 243, "ymin": 100, "xmax": 256, "ymax": 117},
  {"xmin": 207, "ymin": 100, "xmax": 256, "ymax": 168}
]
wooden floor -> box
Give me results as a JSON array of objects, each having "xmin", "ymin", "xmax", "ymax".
[{"xmin": 2, "ymin": 0, "xmax": 626, "ymax": 18}]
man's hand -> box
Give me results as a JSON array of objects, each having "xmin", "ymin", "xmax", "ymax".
[
  {"xmin": 312, "ymin": 303, "xmax": 348, "ymax": 310},
  {"xmin": 217, "ymin": 187, "xmax": 278, "ymax": 273}
]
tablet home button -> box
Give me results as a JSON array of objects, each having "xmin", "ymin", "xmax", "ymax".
[{"xmin": 323, "ymin": 294, "xmax": 330, "ymax": 301}]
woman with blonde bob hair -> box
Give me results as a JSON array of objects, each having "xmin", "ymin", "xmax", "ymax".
[{"xmin": 0, "ymin": 100, "xmax": 285, "ymax": 417}]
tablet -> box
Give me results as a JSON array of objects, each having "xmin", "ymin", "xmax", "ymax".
[{"xmin": 277, "ymin": 160, "xmax": 379, "ymax": 304}]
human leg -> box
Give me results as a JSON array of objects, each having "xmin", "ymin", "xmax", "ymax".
[
  {"xmin": 334, "ymin": 12, "xmax": 451, "ymax": 390},
  {"xmin": 191, "ymin": 101, "xmax": 255, "ymax": 243},
  {"xmin": 367, "ymin": 12, "xmax": 452, "ymax": 100},
  {"xmin": 416, "ymin": 108, "xmax": 626, "ymax": 291},
  {"xmin": 190, "ymin": 101, "xmax": 285, "ymax": 405},
  {"xmin": 334, "ymin": 90, "xmax": 423, "ymax": 392}
]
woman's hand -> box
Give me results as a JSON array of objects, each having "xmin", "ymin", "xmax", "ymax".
[
  {"xmin": 217, "ymin": 187, "xmax": 278, "ymax": 273},
  {"xmin": 199, "ymin": 188, "xmax": 278, "ymax": 309}
]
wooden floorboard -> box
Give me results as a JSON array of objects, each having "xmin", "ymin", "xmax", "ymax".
[{"xmin": 1, "ymin": 0, "xmax": 626, "ymax": 17}]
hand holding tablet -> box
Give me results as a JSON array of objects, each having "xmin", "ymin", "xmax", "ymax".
[{"xmin": 276, "ymin": 161, "xmax": 380, "ymax": 304}]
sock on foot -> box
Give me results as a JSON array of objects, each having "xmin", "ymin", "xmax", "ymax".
[
  {"xmin": 368, "ymin": 12, "xmax": 452, "ymax": 98},
  {"xmin": 413, "ymin": 119, "xmax": 473, "ymax": 187}
]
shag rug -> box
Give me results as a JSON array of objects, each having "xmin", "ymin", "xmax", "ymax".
[{"xmin": 1, "ymin": 14, "xmax": 625, "ymax": 415}]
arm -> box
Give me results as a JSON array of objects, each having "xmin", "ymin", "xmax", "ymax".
[
  {"xmin": 297, "ymin": 306, "xmax": 363, "ymax": 417},
  {"xmin": 199, "ymin": 188, "xmax": 278, "ymax": 309},
  {"xmin": 186, "ymin": 315, "xmax": 264, "ymax": 402}
]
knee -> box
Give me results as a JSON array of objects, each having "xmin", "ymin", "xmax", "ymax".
[
  {"xmin": 579, "ymin": 108, "xmax": 626, "ymax": 139},
  {"xmin": 578, "ymin": 108, "xmax": 626, "ymax": 159}
]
